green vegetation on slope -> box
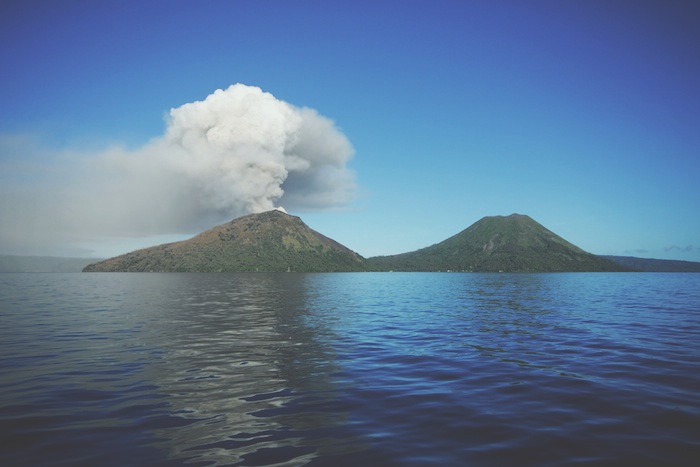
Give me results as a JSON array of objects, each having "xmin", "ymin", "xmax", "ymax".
[{"xmin": 366, "ymin": 214, "xmax": 626, "ymax": 272}]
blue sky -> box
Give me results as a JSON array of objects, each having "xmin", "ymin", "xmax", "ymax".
[{"xmin": 1, "ymin": 0, "xmax": 699, "ymax": 261}]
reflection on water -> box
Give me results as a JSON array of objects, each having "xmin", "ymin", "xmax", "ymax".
[
  {"xmin": 134, "ymin": 274, "xmax": 370, "ymax": 465},
  {"xmin": 1, "ymin": 272, "xmax": 699, "ymax": 466}
]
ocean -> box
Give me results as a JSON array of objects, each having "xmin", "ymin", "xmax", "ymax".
[{"xmin": 1, "ymin": 272, "xmax": 698, "ymax": 466}]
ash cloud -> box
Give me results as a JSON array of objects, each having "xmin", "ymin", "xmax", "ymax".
[{"xmin": 0, "ymin": 84, "xmax": 356, "ymax": 256}]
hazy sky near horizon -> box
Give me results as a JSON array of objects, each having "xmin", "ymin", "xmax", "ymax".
[{"xmin": 1, "ymin": 0, "xmax": 699, "ymax": 261}]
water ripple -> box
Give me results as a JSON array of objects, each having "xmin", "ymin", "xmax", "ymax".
[{"xmin": 1, "ymin": 272, "xmax": 699, "ymax": 465}]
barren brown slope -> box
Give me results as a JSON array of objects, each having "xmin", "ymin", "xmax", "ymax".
[{"xmin": 83, "ymin": 210, "xmax": 365, "ymax": 272}]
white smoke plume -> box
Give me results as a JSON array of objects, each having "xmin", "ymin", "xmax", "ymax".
[{"xmin": 0, "ymin": 84, "xmax": 356, "ymax": 256}]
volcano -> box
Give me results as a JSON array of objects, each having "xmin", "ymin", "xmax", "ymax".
[
  {"xmin": 366, "ymin": 214, "xmax": 626, "ymax": 272},
  {"xmin": 83, "ymin": 210, "xmax": 365, "ymax": 272}
]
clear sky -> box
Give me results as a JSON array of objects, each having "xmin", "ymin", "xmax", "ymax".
[{"xmin": 1, "ymin": 0, "xmax": 699, "ymax": 261}]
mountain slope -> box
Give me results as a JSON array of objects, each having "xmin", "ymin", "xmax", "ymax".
[
  {"xmin": 367, "ymin": 214, "xmax": 626, "ymax": 272},
  {"xmin": 83, "ymin": 210, "xmax": 365, "ymax": 272}
]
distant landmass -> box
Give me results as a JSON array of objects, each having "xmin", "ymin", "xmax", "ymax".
[
  {"xmin": 2, "ymin": 211, "xmax": 689, "ymax": 274},
  {"xmin": 603, "ymin": 256, "xmax": 700, "ymax": 272},
  {"xmin": 366, "ymin": 214, "xmax": 626, "ymax": 272},
  {"xmin": 83, "ymin": 210, "xmax": 365, "ymax": 272},
  {"xmin": 0, "ymin": 255, "xmax": 101, "ymax": 273}
]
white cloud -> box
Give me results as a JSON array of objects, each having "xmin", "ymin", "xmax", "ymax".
[{"xmin": 0, "ymin": 84, "xmax": 356, "ymax": 256}]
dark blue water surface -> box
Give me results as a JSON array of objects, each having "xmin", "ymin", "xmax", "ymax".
[{"xmin": 1, "ymin": 272, "xmax": 699, "ymax": 466}]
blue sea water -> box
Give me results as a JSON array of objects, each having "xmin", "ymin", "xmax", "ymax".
[{"xmin": 0, "ymin": 272, "xmax": 699, "ymax": 466}]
